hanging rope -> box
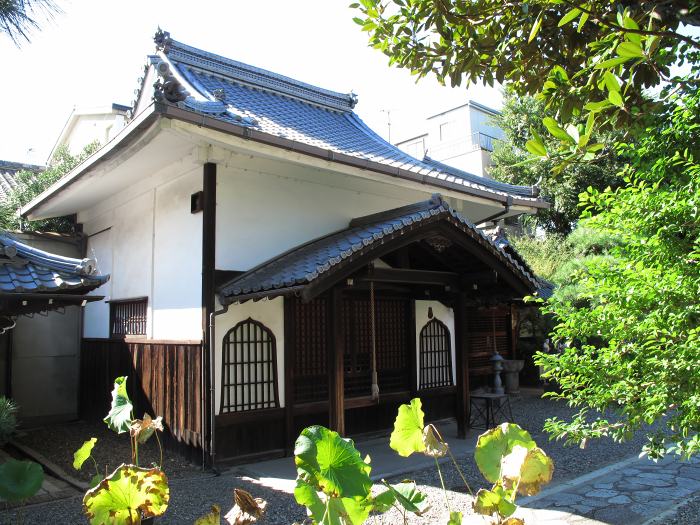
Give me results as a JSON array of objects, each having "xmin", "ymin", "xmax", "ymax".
[{"xmin": 370, "ymin": 281, "xmax": 380, "ymax": 401}]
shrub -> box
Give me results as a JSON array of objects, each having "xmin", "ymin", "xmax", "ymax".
[{"xmin": 0, "ymin": 396, "xmax": 18, "ymax": 445}]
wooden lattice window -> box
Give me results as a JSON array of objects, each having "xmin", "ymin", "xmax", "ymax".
[
  {"xmin": 109, "ymin": 298, "xmax": 147, "ymax": 338},
  {"xmin": 419, "ymin": 319, "xmax": 453, "ymax": 389},
  {"xmin": 220, "ymin": 318, "xmax": 279, "ymax": 413}
]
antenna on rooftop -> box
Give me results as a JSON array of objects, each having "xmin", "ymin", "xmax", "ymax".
[{"xmin": 380, "ymin": 108, "xmax": 393, "ymax": 143}]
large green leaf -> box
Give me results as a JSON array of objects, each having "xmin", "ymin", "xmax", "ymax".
[
  {"xmin": 294, "ymin": 425, "xmax": 372, "ymax": 499},
  {"xmin": 82, "ymin": 464, "xmax": 169, "ymax": 524},
  {"xmin": 0, "ymin": 459, "xmax": 44, "ymax": 501},
  {"xmin": 501, "ymin": 445, "xmax": 554, "ymax": 496},
  {"xmin": 446, "ymin": 511, "xmax": 462, "ymax": 525},
  {"xmin": 294, "ymin": 479, "xmax": 325, "ymax": 522},
  {"xmin": 73, "ymin": 437, "xmax": 97, "ymax": 470},
  {"xmin": 380, "ymin": 480, "xmax": 429, "ymax": 515},
  {"xmin": 473, "ymin": 486, "xmax": 517, "ymax": 518},
  {"xmin": 389, "ymin": 398, "xmax": 426, "ymax": 457},
  {"xmin": 474, "ymin": 423, "xmax": 536, "ymax": 483},
  {"xmin": 295, "ymin": 479, "xmax": 371, "ymax": 525},
  {"xmin": 103, "ymin": 376, "xmax": 133, "ymax": 434}
]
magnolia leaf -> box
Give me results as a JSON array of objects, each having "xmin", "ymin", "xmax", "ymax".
[
  {"xmin": 617, "ymin": 41, "xmax": 644, "ymax": 58},
  {"xmin": 542, "ymin": 117, "xmax": 573, "ymax": 143},
  {"xmin": 73, "ymin": 437, "xmax": 97, "ymax": 470},
  {"xmin": 294, "ymin": 425, "xmax": 372, "ymax": 499},
  {"xmin": 603, "ymin": 71, "xmax": 620, "ymax": 93},
  {"xmin": 565, "ymin": 124, "xmax": 580, "ymax": 144},
  {"xmin": 224, "ymin": 488, "xmax": 267, "ymax": 524},
  {"xmin": 423, "ymin": 424, "xmax": 448, "ymax": 458},
  {"xmin": 130, "ymin": 413, "xmax": 164, "ymax": 444},
  {"xmin": 195, "ymin": 505, "xmax": 221, "ymax": 525},
  {"xmin": 594, "ymin": 56, "xmax": 631, "ymax": 69},
  {"xmin": 558, "ymin": 8, "xmax": 581, "ymax": 27},
  {"xmin": 608, "ymin": 90, "xmax": 624, "ymax": 108},
  {"xmin": 103, "ymin": 376, "xmax": 133, "ymax": 434},
  {"xmin": 390, "ymin": 398, "xmax": 426, "ymax": 457},
  {"xmin": 528, "ymin": 13, "xmax": 542, "ymax": 43},
  {"xmin": 447, "ymin": 511, "xmax": 462, "ymax": 525},
  {"xmin": 474, "ymin": 423, "xmax": 536, "ymax": 483},
  {"xmin": 82, "ymin": 464, "xmax": 169, "ymax": 524},
  {"xmin": 0, "ymin": 459, "xmax": 44, "ymax": 502},
  {"xmin": 501, "ymin": 445, "xmax": 554, "ymax": 496},
  {"xmin": 380, "ymin": 480, "xmax": 430, "ymax": 515},
  {"xmin": 473, "ymin": 486, "xmax": 517, "ymax": 518}
]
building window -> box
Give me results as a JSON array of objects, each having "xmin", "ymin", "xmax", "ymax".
[
  {"xmin": 419, "ymin": 319, "xmax": 453, "ymax": 389},
  {"xmin": 109, "ymin": 298, "xmax": 147, "ymax": 338},
  {"xmin": 220, "ymin": 318, "xmax": 279, "ymax": 413}
]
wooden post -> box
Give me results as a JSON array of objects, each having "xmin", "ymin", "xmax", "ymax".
[
  {"xmin": 408, "ymin": 299, "xmax": 418, "ymax": 396},
  {"xmin": 328, "ymin": 287, "xmax": 345, "ymax": 435},
  {"xmin": 454, "ymin": 292, "xmax": 470, "ymax": 439},
  {"xmin": 284, "ymin": 298, "xmax": 295, "ymax": 455},
  {"xmin": 202, "ymin": 162, "xmax": 216, "ymax": 467}
]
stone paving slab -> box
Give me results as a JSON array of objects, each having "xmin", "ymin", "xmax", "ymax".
[{"xmin": 515, "ymin": 455, "xmax": 700, "ymax": 524}]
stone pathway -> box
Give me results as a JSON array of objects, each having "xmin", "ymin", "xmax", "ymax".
[{"xmin": 514, "ymin": 454, "xmax": 700, "ymax": 524}]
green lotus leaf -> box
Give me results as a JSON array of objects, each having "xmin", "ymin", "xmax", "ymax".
[
  {"xmin": 501, "ymin": 445, "xmax": 554, "ymax": 496},
  {"xmin": 371, "ymin": 487, "xmax": 396, "ymax": 513},
  {"xmin": 82, "ymin": 464, "xmax": 169, "ymax": 524},
  {"xmin": 474, "ymin": 423, "xmax": 536, "ymax": 483},
  {"xmin": 0, "ymin": 459, "xmax": 44, "ymax": 501},
  {"xmin": 294, "ymin": 478, "xmax": 371, "ymax": 525},
  {"xmin": 473, "ymin": 486, "xmax": 517, "ymax": 518},
  {"xmin": 380, "ymin": 480, "xmax": 430, "ymax": 515},
  {"xmin": 73, "ymin": 437, "xmax": 97, "ymax": 470},
  {"xmin": 294, "ymin": 479, "xmax": 325, "ymax": 522},
  {"xmin": 446, "ymin": 510, "xmax": 462, "ymax": 524},
  {"xmin": 103, "ymin": 376, "xmax": 133, "ymax": 434},
  {"xmin": 294, "ymin": 425, "xmax": 371, "ymax": 499},
  {"xmin": 194, "ymin": 505, "xmax": 221, "ymax": 525},
  {"xmin": 390, "ymin": 398, "xmax": 426, "ymax": 457},
  {"xmin": 423, "ymin": 424, "xmax": 448, "ymax": 458}
]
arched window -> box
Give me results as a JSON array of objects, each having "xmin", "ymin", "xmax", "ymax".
[
  {"xmin": 419, "ymin": 319, "xmax": 453, "ymax": 389},
  {"xmin": 220, "ymin": 318, "xmax": 279, "ymax": 413}
]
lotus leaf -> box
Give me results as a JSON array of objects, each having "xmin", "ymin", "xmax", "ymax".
[
  {"xmin": 103, "ymin": 376, "xmax": 133, "ymax": 434},
  {"xmin": 474, "ymin": 423, "xmax": 536, "ymax": 483},
  {"xmin": 389, "ymin": 398, "xmax": 426, "ymax": 457},
  {"xmin": 0, "ymin": 459, "xmax": 43, "ymax": 501}
]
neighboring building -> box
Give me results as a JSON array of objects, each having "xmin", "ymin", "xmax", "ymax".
[
  {"xmin": 0, "ymin": 161, "xmax": 43, "ymax": 203},
  {"xmin": 396, "ymin": 100, "xmax": 504, "ymax": 178},
  {"xmin": 22, "ymin": 30, "xmax": 549, "ymax": 465},
  {"xmin": 0, "ymin": 233, "xmax": 107, "ymax": 424},
  {"xmin": 48, "ymin": 103, "xmax": 131, "ymax": 160}
]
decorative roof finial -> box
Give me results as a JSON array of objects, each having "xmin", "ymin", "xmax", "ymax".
[
  {"xmin": 154, "ymin": 27, "xmax": 171, "ymax": 52},
  {"xmin": 348, "ymin": 91, "xmax": 359, "ymax": 108}
]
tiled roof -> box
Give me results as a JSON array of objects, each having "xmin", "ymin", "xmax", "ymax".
[
  {"xmin": 0, "ymin": 161, "xmax": 42, "ymax": 202},
  {"xmin": 0, "ymin": 233, "xmax": 109, "ymax": 293},
  {"xmin": 218, "ymin": 194, "xmax": 539, "ymax": 304},
  {"xmin": 151, "ymin": 30, "xmax": 544, "ymax": 203}
]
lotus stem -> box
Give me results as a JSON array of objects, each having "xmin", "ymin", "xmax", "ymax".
[
  {"xmin": 155, "ymin": 430, "xmax": 163, "ymax": 469},
  {"xmin": 434, "ymin": 457, "xmax": 451, "ymax": 512}
]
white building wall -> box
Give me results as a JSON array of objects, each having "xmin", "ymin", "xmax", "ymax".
[
  {"xmin": 214, "ymin": 297, "xmax": 285, "ymax": 415},
  {"xmin": 415, "ymin": 300, "xmax": 457, "ymax": 387},
  {"xmin": 84, "ymin": 228, "xmax": 113, "ymax": 338}
]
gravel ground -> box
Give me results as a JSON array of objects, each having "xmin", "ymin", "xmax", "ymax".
[
  {"xmin": 0, "ymin": 390, "xmax": 685, "ymax": 525},
  {"xmin": 649, "ymin": 492, "xmax": 700, "ymax": 525},
  {"xmin": 14, "ymin": 420, "xmax": 200, "ymax": 482}
]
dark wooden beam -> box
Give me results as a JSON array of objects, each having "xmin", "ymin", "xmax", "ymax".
[
  {"xmin": 284, "ymin": 297, "xmax": 295, "ymax": 455},
  {"xmin": 327, "ymin": 287, "xmax": 345, "ymax": 435},
  {"xmin": 454, "ymin": 291, "xmax": 470, "ymax": 439},
  {"xmin": 357, "ymin": 268, "xmax": 461, "ymax": 287},
  {"xmin": 202, "ymin": 161, "xmax": 216, "ymax": 467}
]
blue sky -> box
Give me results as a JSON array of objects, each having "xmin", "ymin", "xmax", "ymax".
[{"xmin": 0, "ymin": 0, "xmax": 501, "ymax": 165}]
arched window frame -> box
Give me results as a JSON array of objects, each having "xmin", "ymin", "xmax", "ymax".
[
  {"xmin": 419, "ymin": 318, "xmax": 453, "ymax": 390},
  {"xmin": 220, "ymin": 317, "xmax": 280, "ymax": 413}
]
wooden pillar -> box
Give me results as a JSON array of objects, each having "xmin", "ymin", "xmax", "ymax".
[
  {"xmin": 454, "ymin": 292, "xmax": 470, "ymax": 439},
  {"xmin": 327, "ymin": 287, "xmax": 345, "ymax": 435},
  {"xmin": 202, "ymin": 161, "xmax": 216, "ymax": 467},
  {"xmin": 284, "ymin": 297, "xmax": 296, "ymax": 454},
  {"xmin": 408, "ymin": 299, "xmax": 418, "ymax": 396}
]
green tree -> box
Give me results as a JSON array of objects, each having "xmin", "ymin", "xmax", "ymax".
[
  {"xmin": 355, "ymin": 1, "xmax": 700, "ymax": 457},
  {"xmin": 1, "ymin": 143, "xmax": 98, "ymax": 233},
  {"xmin": 0, "ymin": 0, "xmax": 61, "ymax": 44},
  {"xmin": 491, "ymin": 90, "xmax": 623, "ymax": 234}
]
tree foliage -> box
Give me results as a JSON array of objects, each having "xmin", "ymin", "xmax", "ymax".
[
  {"xmin": 0, "ymin": 0, "xmax": 61, "ymax": 45},
  {"xmin": 0, "ymin": 143, "xmax": 98, "ymax": 233},
  {"xmin": 354, "ymin": 0, "xmax": 700, "ymax": 458},
  {"xmin": 491, "ymin": 90, "xmax": 623, "ymax": 234}
]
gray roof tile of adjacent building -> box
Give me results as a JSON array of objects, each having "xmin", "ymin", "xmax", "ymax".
[
  {"xmin": 154, "ymin": 31, "xmax": 545, "ymax": 203},
  {"xmin": 0, "ymin": 161, "xmax": 43, "ymax": 202},
  {"xmin": 0, "ymin": 233, "xmax": 108, "ymax": 293},
  {"xmin": 217, "ymin": 194, "xmax": 539, "ymax": 304}
]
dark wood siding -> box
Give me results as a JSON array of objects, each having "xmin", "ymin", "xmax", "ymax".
[
  {"xmin": 467, "ymin": 306, "xmax": 511, "ymax": 389},
  {"xmin": 80, "ymin": 338, "xmax": 202, "ymax": 461}
]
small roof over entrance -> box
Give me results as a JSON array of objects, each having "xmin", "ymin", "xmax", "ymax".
[{"xmin": 218, "ymin": 195, "xmax": 540, "ymax": 304}]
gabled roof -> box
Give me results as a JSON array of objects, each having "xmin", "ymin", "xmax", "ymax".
[
  {"xmin": 218, "ymin": 194, "xmax": 539, "ymax": 304},
  {"xmin": 151, "ymin": 30, "xmax": 546, "ymax": 204},
  {"xmin": 0, "ymin": 161, "xmax": 42, "ymax": 202},
  {"xmin": 0, "ymin": 233, "xmax": 108, "ymax": 294}
]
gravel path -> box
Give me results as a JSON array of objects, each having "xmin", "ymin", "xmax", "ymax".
[{"xmin": 1, "ymin": 391, "xmax": 686, "ymax": 525}]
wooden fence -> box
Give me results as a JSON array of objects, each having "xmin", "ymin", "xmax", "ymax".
[{"xmin": 80, "ymin": 338, "xmax": 203, "ymax": 462}]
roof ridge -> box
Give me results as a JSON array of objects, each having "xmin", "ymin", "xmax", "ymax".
[
  {"xmin": 349, "ymin": 194, "xmax": 446, "ymax": 228},
  {"xmin": 154, "ymin": 29, "xmax": 358, "ymax": 113},
  {"xmin": 0, "ymin": 233, "xmax": 101, "ymax": 277}
]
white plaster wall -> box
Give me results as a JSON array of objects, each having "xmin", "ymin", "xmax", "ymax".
[
  {"xmin": 65, "ymin": 113, "xmax": 126, "ymax": 155},
  {"xmin": 152, "ymin": 167, "xmax": 203, "ymax": 340},
  {"xmin": 215, "ymin": 159, "xmax": 430, "ymax": 271},
  {"xmin": 415, "ymin": 300, "xmax": 457, "ymax": 387},
  {"xmin": 214, "ymin": 297, "xmax": 285, "ymax": 415},
  {"xmin": 84, "ymin": 228, "xmax": 113, "ymax": 338}
]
